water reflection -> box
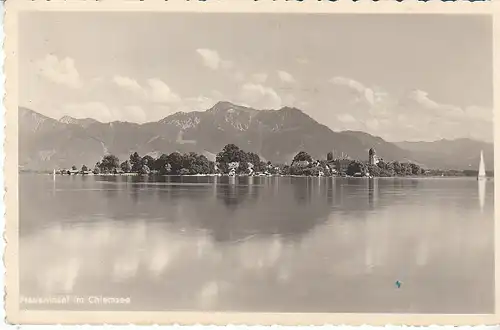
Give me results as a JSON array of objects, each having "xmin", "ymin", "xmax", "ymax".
[
  {"xmin": 212, "ymin": 175, "xmax": 218, "ymax": 199},
  {"xmin": 292, "ymin": 177, "xmax": 313, "ymax": 205},
  {"xmin": 52, "ymin": 175, "xmax": 56, "ymax": 196},
  {"xmin": 19, "ymin": 175, "xmax": 495, "ymax": 313},
  {"xmin": 368, "ymin": 178, "xmax": 378, "ymax": 208},
  {"xmin": 479, "ymin": 179, "xmax": 486, "ymax": 212}
]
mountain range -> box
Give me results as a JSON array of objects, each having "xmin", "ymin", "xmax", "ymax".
[{"xmin": 18, "ymin": 101, "xmax": 494, "ymax": 171}]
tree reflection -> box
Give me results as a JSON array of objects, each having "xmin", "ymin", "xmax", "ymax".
[
  {"xmin": 20, "ymin": 175, "xmax": 451, "ymax": 247},
  {"xmin": 291, "ymin": 177, "xmax": 314, "ymax": 205},
  {"xmin": 368, "ymin": 178, "xmax": 377, "ymax": 208},
  {"xmin": 217, "ymin": 177, "xmax": 250, "ymax": 211}
]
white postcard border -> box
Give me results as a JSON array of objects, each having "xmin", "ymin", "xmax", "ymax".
[{"xmin": 3, "ymin": 0, "xmax": 500, "ymax": 325}]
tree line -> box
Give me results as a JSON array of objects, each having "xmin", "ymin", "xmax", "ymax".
[
  {"xmin": 346, "ymin": 160, "xmax": 426, "ymax": 177},
  {"xmin": 91, "ymin": 151, "xmax": 215, "ymax": 175},
  {"xmin": 70, "ymin": 144, "xmax": 429, "ymax": 177},
  {"xmin": 85, "ymin": 144, "xmax": 280, "ymax": 175}
]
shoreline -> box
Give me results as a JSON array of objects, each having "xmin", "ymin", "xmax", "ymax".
[{"xmin": 20, "ymin": 171, "xmax": 493, "ymax": 180}]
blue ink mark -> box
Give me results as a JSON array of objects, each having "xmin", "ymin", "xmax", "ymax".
[{"xmin": 395, "ymin": 280, "xmax": 402, "ymax": 288}]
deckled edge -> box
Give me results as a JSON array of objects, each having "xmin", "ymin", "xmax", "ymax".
[
  {"xmin": 2, "ymin": 0, "xmax": 8, "ymax": 326},
  {"xmin": 3, "ymin": 0, "xmax": 18, "ymax": 325}
]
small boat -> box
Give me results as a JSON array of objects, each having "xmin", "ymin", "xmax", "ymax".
[{"xmin": 478, "ymin": 150, "xmax": 487, "ymax": 181}]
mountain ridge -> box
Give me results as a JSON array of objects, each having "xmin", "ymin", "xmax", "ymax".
[{"xmin": 18, "ymin": 104, "xmax": 493, "ymax": 171}]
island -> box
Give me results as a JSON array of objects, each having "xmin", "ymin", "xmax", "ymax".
[{"xmin": 45, "ymin": 144, "xmax": 493, "ymax": 179}]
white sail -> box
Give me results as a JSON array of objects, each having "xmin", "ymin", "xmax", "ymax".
[{"xmin": 478, "ymin": 150, "xmax": 486, "ymax": 178}]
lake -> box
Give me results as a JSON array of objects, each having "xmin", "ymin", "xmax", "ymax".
[{"xmin": 19, "ymin": 174, "xmax": 495, "ymax": 313}]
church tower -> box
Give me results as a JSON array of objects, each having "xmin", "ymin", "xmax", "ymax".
[{"xmin": 369, "ymin": 148, "xmax": 379, "ymax": 165}]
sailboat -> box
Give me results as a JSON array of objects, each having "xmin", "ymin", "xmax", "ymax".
[
  {"xmin": 478, "ymin": 151, "xmax": 486, "ymax": 212},
  {"xmin": 477, "ymin": 150, "xmax": 486, "ymax": 181}
]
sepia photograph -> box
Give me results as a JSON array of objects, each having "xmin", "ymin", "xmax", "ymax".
[{"xmin": 4, "ymin": 0, "xmax": 499, "ymax": 325}]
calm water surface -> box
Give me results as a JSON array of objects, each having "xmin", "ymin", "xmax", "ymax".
[{"xmin": 19, "ymin": 174, "xmax": 494, "ymax": 313}]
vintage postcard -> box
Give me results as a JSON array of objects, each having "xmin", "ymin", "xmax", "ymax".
[{"xmin": 4, "ymin": 0, "xmax": 500, "ymax": 326}]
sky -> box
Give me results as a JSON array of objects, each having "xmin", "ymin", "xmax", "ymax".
[{"xmin": 19, "ymin": 12, "xmax": 493, "ymax": 142}]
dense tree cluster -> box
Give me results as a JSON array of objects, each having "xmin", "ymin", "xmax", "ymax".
[
  {"xmin": 346, "ymin": 161, "xmax": 367, "ymax": 176},
  {"xmin": 216, "ymin": 144, "xmax": 267, "ymax": 174},
  {"xmin": 286, "ymin": 150, "xmax": 427, "ymax": 177},
  {"xmin": 351, "ymin": 160, "xmax": 425, "ymax": 177},
  {"xmin": 92, "ymin": 151, "xmax": 215, "ymax": 175},
  {"xmin": 293, "ymin": 151, "xmax": 313, "ymax": 163},
  {"xmin": 88, "ymin": 144, "xmax": 274, "ymax": 176},
  {"xmin": 288, "ymin": 151, "xmax": 332, "ymax": 176}
]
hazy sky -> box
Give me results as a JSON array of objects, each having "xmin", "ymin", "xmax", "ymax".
[{"xmin": 19, "ymin": 12, "xmax": 493, "ymax": 142}]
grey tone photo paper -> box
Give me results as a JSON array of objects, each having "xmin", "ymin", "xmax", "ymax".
[{"xmin": 3, "ymin": 0, "xmax": 500, "ymax": 325}]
